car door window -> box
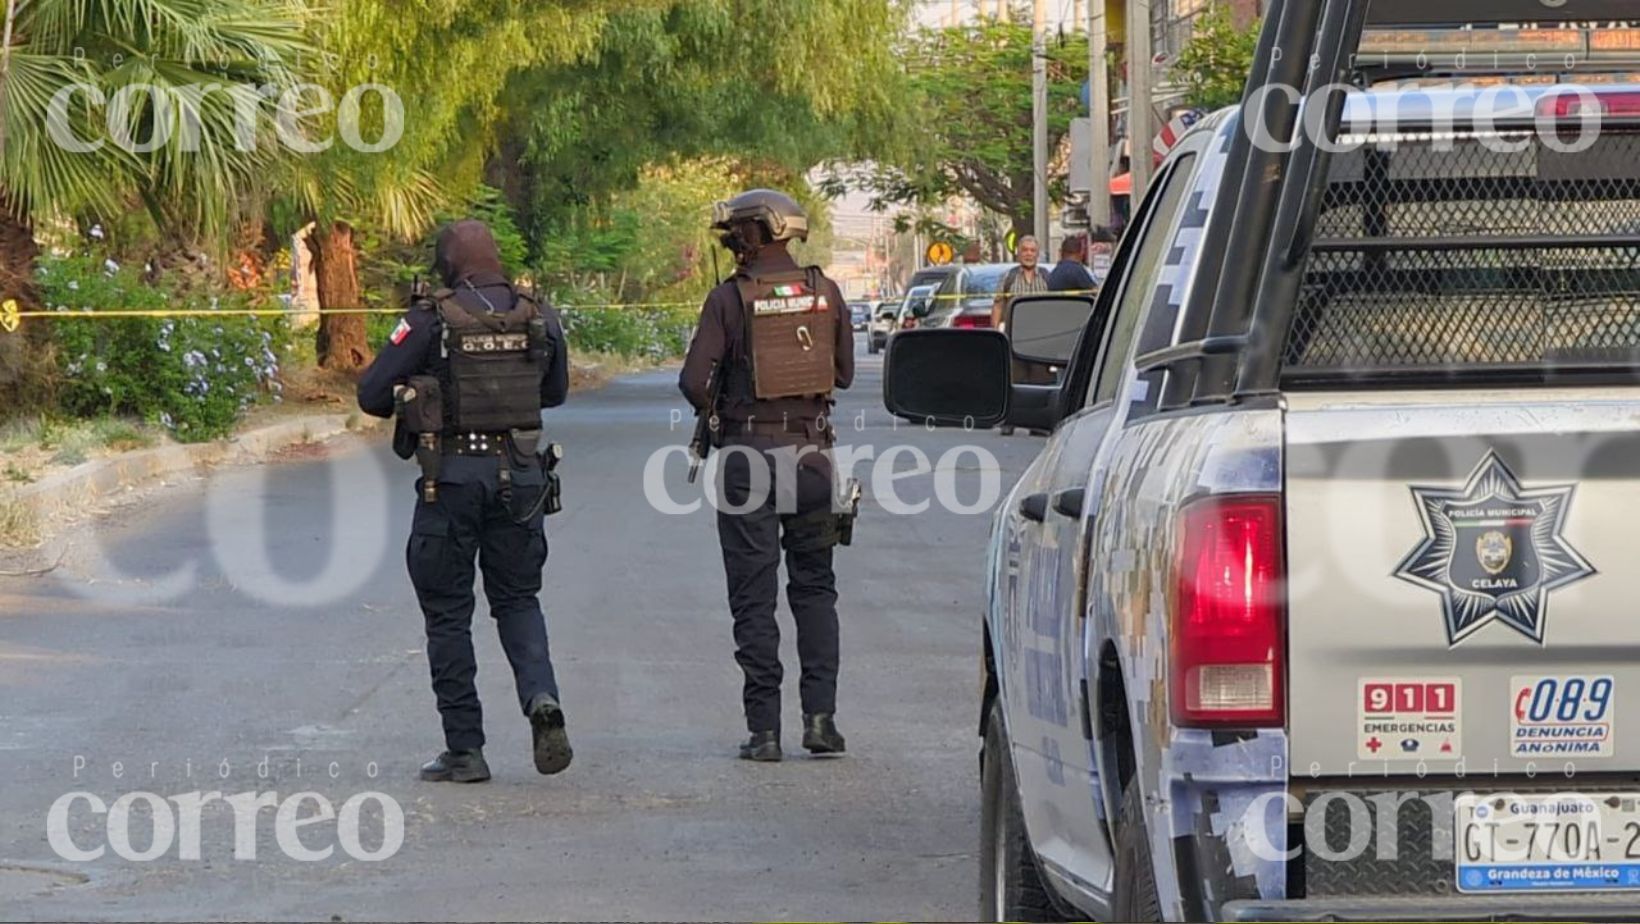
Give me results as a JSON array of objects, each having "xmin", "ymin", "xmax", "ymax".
[{"xmin": 1092, "ymin": 153, "xmax": 1198, "ymax": 405}]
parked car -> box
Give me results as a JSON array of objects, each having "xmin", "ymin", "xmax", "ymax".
[
  {"xmin": 884, "ymin": 35, "xmax": 1640, "ymax": 924},
  {"xmin": 868, "ymin": 298, "xmax": 899, "ymax": 354},
  {"xmin": 893, "ymin": 285, "xmax": 938, "ymax": 338},
  {"xmin": 848, "ymin": 300, "xmax": 873, "ymax": 332},
  {"xmin": 903, "ymin": 262, "xmax": 1057, "ymax": 330}
]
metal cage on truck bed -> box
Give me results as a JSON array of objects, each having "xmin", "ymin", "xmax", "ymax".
[{"xmin": 1135, "ymin": 0, "xmax": 1640, "ymax": 411}]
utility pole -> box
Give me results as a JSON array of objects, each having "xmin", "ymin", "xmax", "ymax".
[
  {"xmin": 1031, "ymin": 0, "xmax": 1050, "ymax": 248},
  {"xmin": 1073, "ymin": 0, "xmax": 1086, "ymax": 31},
  {"xmin": 1088, "ymin": 0, "xmax": 1112, "ymax": 227},
  {"xmin": 1126, "ymin": 0, "xmax": 1155, "ymax": 201},
  {"xmin": 950, "ymin": 0, "xmax": 960, "ymax": 27}
]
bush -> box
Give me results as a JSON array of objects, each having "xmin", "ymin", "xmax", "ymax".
[
  {"xmin": 558, "ymin": 304, "xmax": 695, "ymax": 360},
  {"xmin": 38, "ymin": 253, "xmax": 290, "ymax": 442}
]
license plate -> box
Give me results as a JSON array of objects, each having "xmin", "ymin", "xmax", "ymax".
[{"xmin": 1456, "ymin": 793, "xmax": 1640, "ymax": 892}]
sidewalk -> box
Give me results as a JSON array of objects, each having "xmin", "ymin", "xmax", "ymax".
[{"xmin": 0, "ymin": 412, "xmax": 382, "ymax": 550}]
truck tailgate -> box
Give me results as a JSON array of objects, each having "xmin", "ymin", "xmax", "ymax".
[{"xmin": 1285, "ymin": 389, "xmax": 1640, "ymax": 776}]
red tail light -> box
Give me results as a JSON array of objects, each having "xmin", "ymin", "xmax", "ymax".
[
  {"xmin": 1538, "ymin": 90, "xmax": 1640, "ymax": 120},
  {"xmin": 1170, "ymin": 494, "xmax": 1286, "ymax": 728},
  {"xmin": 951, "ymin": 314, "xmax": 991, "ymax": 329}
]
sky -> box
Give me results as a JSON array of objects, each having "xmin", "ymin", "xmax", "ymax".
[{"xmin": 829, "ymin": 1, "xmax": 1088, "ymax": 242}]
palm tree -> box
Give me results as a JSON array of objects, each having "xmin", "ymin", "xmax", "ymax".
[{"xmin": 0, "ymin": 0, "xmax": 308, "ymax": 396}]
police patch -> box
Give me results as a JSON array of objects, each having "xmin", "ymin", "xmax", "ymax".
[
  {"xmin": 1394, "ymin": 452, "xmax": 1595, "ymax": 646},
  {"xmin": 751, "ymin": 295, "xmax": 829, "ymax": 316},
  {"xmin": 389, "ymin": 318, "xmax": 413, "ymax": 346}
]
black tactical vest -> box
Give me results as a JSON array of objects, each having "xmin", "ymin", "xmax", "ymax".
[
  {"xmin": 433, "ymin": 288, "xmax": 549, "ymax": 433},
  {"xmin": 732, "ymin": 267, "xmax": 836, "ymax": 402}
]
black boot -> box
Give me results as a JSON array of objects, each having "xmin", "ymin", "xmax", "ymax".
[
  {"xmin": 528, "ymin": 694, "xmax": 574, "ymax": 776},
  {"xmin": 802, "ymin": 714, "xmax": 846, "ymax": 755},
  {"xmin": 420, "ymin": 749, "xmax": 491, "ymax": 783},
  {"xmin": 739, "ymin": 731, "xmax": 783, "ymax": 762}
]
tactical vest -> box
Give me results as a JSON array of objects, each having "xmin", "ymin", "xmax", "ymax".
[
  {"xmin": 433, "ymin": 287, "xmax": 550, "ymax": 433},
  {"xmin": 733, "ymin": 267, "xmax": 836, "ymax": 401}
]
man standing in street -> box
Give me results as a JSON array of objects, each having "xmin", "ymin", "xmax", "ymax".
[
  {"xmin": 990, "ymin": 234, "xmax": 1049, "ymax": 331},
  {"xmin": 1048, "ymin": 233, "xmax": 1096, "ymax": 294},
  {"xmin": 1088, "ymin": 225, "xmax": 1119, "ymax": 284},
  {"xmin": 679, "ymin": 189, "xmax": 854, "ymax": 763},
  {"xmin": 357, "ymin": 220, "xmax": 573, "ymax": 783}
]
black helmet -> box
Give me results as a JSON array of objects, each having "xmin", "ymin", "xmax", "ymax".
[{"xmin": 710, "ymin": 189, "xmax": 809, "ymax": 244}]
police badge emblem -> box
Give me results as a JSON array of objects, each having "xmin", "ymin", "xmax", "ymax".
[{"xmin": 1395, "ymin": 452, "xmax": 1595, "ymax": 646}]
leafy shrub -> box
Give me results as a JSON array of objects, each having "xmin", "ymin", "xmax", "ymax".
[
  {"xmin": 558, "ymin": 304, "xmax": 695, "ymax": 360},
  {"xmin": 38, "ymin": 253, "xmax": 290, "ymax": 442}
]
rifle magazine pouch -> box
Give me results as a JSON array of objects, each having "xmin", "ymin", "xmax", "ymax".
[
  {"xmin": 392, "ymin": 419, "xmax": 416, "ymax": 461},
  {"xmin": 781, "ymin": 506, "xmax": 841, "ymax": 553},
  {"xmin": 397, "ymin": 375, "xmax": 445, "ymax": 433}
]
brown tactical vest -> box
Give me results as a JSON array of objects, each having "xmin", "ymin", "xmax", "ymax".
[{"xmin": 734, "ymin": 268, "xmax": 836, "ymax": 402}]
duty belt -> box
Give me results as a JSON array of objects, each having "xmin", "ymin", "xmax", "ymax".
[
  {"xmin": 446, "ymin": 432, "xmax": 511, "ymax": 456},
  {"xmin": 722, "ymin": 418, "xmax": 826, "ymax": 439}
]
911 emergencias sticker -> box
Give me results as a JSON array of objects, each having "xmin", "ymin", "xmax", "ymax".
[
  {"xmin": 1511, "ymin": 675, "xmax": 1615, "ymax": 759},
  {"xmin": 1360, "ymin": 678, "xmax": 1463, "ymax": 760}
]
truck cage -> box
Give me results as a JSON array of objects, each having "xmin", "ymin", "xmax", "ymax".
[{"xmin": 1134, "ymin": 0, "xmax": 1640, "ymax": 411}]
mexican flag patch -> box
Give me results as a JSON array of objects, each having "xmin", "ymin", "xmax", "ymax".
[
  {"xmin": 389, "ymin": 318, "xmax": 413, "ymax": 346},
  {"xmin": 772, "ymin": 284, "xmax": 805, "ymax": 297}
]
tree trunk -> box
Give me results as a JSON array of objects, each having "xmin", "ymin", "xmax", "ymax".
[
  {"xmin": 0, "ymin": 192, "xmax": 49, "ymax": 412},
  {"xmin": 308, "ymin": 220, "xmax": 371, "ymax": 372}
]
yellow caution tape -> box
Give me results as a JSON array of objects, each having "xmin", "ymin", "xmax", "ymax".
[
  {"xmin": 898, "ymin": 288, "xmax": 1102, "ymax": 302},
  {"xmin": 0, "ymin": 300, "xmax": 705, "ymax": 330},
  {"xmin": 0, "ymin": 288, "xmax": 1103, "ymax": 331}
]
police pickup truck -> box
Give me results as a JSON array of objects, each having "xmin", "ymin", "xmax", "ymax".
[{"xmin": 884, "ymin": 2, "xmax": 1640, "ymax": 920}]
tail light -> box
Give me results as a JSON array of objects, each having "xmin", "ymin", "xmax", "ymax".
[
  {"xmin": 951, "ymin": 314, "xmax": 991, "ymax": 329},
  {"xmin": 1170, "ymin": 494, "xmax": 1286, "ymax": 728},
  {"xmin": 1538, "ymin": 90, "xmax": 1640, "ymax": 120}
]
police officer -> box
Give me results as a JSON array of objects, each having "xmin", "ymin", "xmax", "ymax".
[
  {"xmin": 358, "ymin": 220, "xmax": 573, "ymax": 783},
  {"xmin": 680, "ymin": 190, "xmax": 855, "ymax": 762}
]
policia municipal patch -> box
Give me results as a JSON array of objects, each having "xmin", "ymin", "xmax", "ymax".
[{"xmin": 1395, "ymin": 452, "xmax": 1595, "ymax": 646}]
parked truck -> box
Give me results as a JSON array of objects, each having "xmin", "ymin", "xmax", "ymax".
[{"xmin": 884, "ymin": 1, "xmax": 1640, "ymax": 919}]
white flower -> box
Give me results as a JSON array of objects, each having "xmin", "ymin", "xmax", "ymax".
[
  {"xmin": 89, "ymin": 224, "xmax": 105, "ymax": 240},
  {"xmin": 104, "ymin": 259, "xmax": 120, "ymax": 276},
  {"xmin": 67, "ymin": 280, "xmax": 79, "ymax": 291}
]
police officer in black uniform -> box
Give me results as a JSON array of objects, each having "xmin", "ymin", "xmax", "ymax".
[
  {"xmin": 358, "ymin": 220, "xmax": 573, "ymax": 783},
  {"xmin": 679, "ymin": 190, "xmax": 854, "ymax": 762}
]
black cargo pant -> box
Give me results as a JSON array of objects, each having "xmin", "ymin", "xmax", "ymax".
[
  {"xmin": 716, "ymin": 434, "xmax": 840, "ymax": 735},
  {"xmin": 407, "ymin": 454, "xmax": 558, "ymax": 752}
]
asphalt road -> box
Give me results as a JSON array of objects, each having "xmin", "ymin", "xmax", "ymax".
[{"xmin": 0, "ymin": 343, "xmax": 1042, "ymax": 922}]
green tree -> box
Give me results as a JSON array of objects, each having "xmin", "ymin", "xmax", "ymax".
[
  {"xmin": 0, "ymin": 0, "xmax": 308, "ymax": 404},
  {"xmin": 843, "ymin": 19, "xmax": 1088, "ymax": 237},
  {"xmin": 532, "ymin": 157, "xmax": 835, "ymax": 308},
  {"xmin": 287, "ymin": 0, "xmax": 640, "ymax": 369},
  {"xmin": 1171, "ymin": 6, "xmax": 1260, "ymax": 112},
  {"xmin": 495, "ymin": 0, "xmax": 904, "ymax": 254}
]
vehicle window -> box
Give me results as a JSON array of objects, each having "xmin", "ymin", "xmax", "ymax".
[
  {"xmin": 909, "ymin": 270, "xmax": 958, "ymax": 297},
  {"xmin": 962, "ymin": 266, "xmax": 1011, "ymax": 296},
  {"xmin": 1093, "ymin": 153, "xmax": 1198, "ymax": 405}
]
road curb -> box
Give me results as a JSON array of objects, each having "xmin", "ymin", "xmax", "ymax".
[{"xmin": 9, "ymin": 412, "xmax": 383, "ymax": 522}]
